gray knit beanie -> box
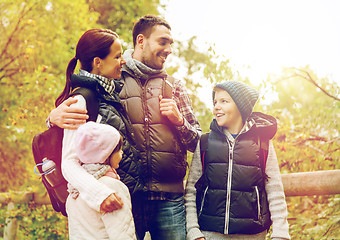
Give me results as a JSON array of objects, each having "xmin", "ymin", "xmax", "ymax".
[{"xmin": 213, "ymin": 81, "xmax": 259, "ymax": 122}]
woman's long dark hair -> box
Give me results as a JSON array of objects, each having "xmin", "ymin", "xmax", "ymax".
[{"xmin": 55, "ymin": 29, "xmax": 119, "ymax": 107}]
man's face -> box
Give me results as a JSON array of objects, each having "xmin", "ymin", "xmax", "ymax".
[{"xmin": 141, "ymin": 25, "xmax": 173, "ymax": 70}]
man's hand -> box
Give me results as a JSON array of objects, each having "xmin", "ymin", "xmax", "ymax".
[
  {"xmin": 100, "ymin": 193, "xmax": 123, "ymax": 213},
  {"xmin": 159, "ymin": 95, "xmax": 184, "ymax": 126},
  {"xmin": 49, "ymin": 97, "xmax": 88, "ymax": 129}
]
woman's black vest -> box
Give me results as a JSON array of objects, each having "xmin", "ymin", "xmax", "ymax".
[
  {"xmin": 196, "ymin": 113, "xmax": 276, "ymax": 235},
  {"xmin": 71, "ymin": 74, "xmax": 144, "ymax": 195}
]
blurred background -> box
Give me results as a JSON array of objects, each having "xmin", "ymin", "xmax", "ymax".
[{"xmin": 0, "ymin": 0, "xmax": 339, "ymax": 239}]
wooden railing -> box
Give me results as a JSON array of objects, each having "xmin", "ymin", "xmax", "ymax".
[{"xmin": 1, "ymin": 170, "xmax": 340, "ymax": 239}]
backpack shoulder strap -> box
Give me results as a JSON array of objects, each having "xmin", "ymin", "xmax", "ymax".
[
  {"xmin": 259, "ymin": 137, "xmax": 269, "ymax": 179},
  {"xmin": 166, "ymin": 75, "xmax": 175, "ymax": 84},
  {"xmin": 200, "ymin": 133, "xmax": 209, "ymax": 172},
  {"xmin": 162, "ymin": 75, "xmax": 175, "ymax": 99},
  {"xmin": 70, "ymin": 87, "xmax": 99, "ymax": 122}
]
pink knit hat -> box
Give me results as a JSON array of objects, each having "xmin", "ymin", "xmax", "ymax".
[{"xmin": 75, "ymin": 121, "xmax": 121, "ymax": 164}]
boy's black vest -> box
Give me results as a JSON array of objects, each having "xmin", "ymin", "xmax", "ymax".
[{"xmin": 196, "ymin": 112, "xmax": 277, "ymax": 235}]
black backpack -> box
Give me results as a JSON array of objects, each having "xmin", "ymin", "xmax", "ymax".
[{"xmin": 32, "ymin": 88, "xmax": 99, "ymax": 216}]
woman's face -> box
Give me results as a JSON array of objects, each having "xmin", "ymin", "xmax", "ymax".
[{"xmin": 97, "ymin": 39, "xmax": 126, "ymax": 79}]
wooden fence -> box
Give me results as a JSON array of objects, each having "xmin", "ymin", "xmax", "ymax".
[{"xmin": 1, "ymin": 170, "xmax": 340, "ymax": 239}]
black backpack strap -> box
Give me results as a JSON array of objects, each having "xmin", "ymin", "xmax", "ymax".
[
  {"xmin": 195, "ymin": 133, "xmax": 209, "ymax": 211},
  {"xmin": 200, "ymin": 133, "xmax": 209, "ymax": 172},
  {"xmin": 70, "ymin": 87, "xmax": 99, "ymax": 122}
]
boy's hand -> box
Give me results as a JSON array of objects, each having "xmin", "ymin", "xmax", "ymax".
[
  {"xmin": 50, "ymin": 97, "xmax": 88, "ymax": 129},
  {"xmin": 159, "ymin": 95, "xmax": 184, "ymax": 126},
  {"xmin": 100, "ymin": 193, "xmax": 123, "ymax": 213}
]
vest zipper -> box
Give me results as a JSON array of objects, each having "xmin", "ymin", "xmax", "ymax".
[
  {"xmin": 141, "ymin": 83, "xmax": 152, "ymax": 182},
  {"xmin": 224, "ymin": 140, "xmax": 234, "ymax": 234},
  {"xmin": 255, "ymin": 186, "xmax": 261, "ymax": 220},
  {"xmin": 198, "ymin": 186, "xmax": 208, "ymax": 217}
]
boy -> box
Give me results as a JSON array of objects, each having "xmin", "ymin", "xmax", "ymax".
[{"xmin": 185, "ymin": 81, "xmax": 290, "ymax": 240}]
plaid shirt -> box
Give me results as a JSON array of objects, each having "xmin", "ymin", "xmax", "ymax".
[{"xmin": 172, "ymin": 78, "xmax": 202, "ymax": 152}]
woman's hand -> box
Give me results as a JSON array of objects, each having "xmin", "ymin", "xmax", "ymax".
[
  {"xmin": 50, "ymin": 97, "xmax": 88, "ymax": 129},
  {"xmin": 100, "ymin": 193, "xmax": 123, "ymax": 213}
]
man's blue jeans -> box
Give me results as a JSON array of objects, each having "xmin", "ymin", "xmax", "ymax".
[{"xmin": 132, "ymin": 192, "xmax": 186, "ymax": 240}]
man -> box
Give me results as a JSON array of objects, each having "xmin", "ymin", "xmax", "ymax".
[{"xmin": 49, "ymin": 15, "xmax": 201, "ymax": 240}]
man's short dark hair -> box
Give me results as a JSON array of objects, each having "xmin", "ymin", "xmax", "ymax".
[{"xmin": 132, "ymin": 15, "xmax": 171, "ymax": 47}]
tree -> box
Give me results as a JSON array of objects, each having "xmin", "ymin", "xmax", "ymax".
[
  {"xmin": 0, "ymin": 0, "xmax": 100, "ymax": 192},
  {"xmin": 263, "ymin": 66, "xmax": 340, "ymax": 239},
  {"xmin": 265, "ymin": 67, "xmax": 339, "ymax": 172},
  {"xmin": 87, "ymin": 0, "xmax": 162, "ymax": 47}
]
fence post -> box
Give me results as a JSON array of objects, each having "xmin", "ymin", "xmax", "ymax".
[{"xmin": 3, "ymin": 202, "xmax": 18, "ymax": 240}]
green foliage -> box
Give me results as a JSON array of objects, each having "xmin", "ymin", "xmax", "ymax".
[
  {"xmin": 0, "ymin": 202, "xmax": 68, "ymax": 239},
  {"xmin": 267, "ymin": 67, "xmax": 339, "ymax": 173},
  {"xmin": 0, "ymin": 0, "xmax": 99, "ymax": 191},
  {"xmin": 87, "ymin": 0, "xmax": 163, "ymax": 47},
  {"xmin": 263, "ymin": 67, "xmax": 340, "ymax": 239},
  {"xmin": 0, "ymin": 0, "xmax": 339, "ymax": 239},
  {"xmin": 286, "ymin": 196, "xmax": 340, "ymax": 239}
]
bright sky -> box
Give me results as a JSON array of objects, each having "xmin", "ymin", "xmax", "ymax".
[{"xmin": 160, "ymin": 0, "xmax": 340, "ymax": 104}]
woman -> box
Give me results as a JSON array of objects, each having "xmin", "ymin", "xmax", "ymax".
[{"xmin": 56, "ymin": 29, "xmax": 143, "ymax": 238}]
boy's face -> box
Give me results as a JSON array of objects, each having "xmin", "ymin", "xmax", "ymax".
[
  {"xmin": 213, "ymin": 88, "xmax": 243, "ymax": 133},
  {"xmin": 109, "ymin": 148, "xmax": 123, "ymax": 169}
]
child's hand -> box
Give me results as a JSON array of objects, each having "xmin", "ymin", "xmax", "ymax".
[{"xmin": 100, "ymin": 193, "xmax": 123, "ymax": 213}]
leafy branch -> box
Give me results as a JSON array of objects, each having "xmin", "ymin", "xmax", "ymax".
[
  {"xmin": 0, "ymin": 2, "xmax": 34, "ymax": 59},
  {"xmin": 288, "ymin": 68, "xmax": 340, "ymax": 102}
]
